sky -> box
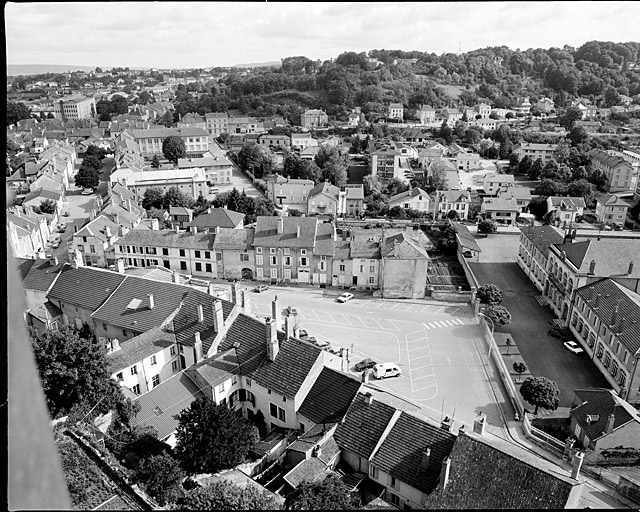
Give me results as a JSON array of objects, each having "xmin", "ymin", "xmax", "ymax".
[{"xmin": 5, "ymin": 1, "xmax": 640, "ymax": 69}]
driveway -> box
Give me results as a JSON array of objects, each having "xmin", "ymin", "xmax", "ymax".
[{"xmin": 468, "ymin": 255, "xmax": 611, "ymax": 407}]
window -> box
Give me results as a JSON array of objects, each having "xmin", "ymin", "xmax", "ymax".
[
  {"xmin": 162, "ymin": 248, "xmax": 169, "ymax": 256},
  {"xmin": 370, "ymin": 466, "xmax": 379, "ymax": 479},
  {"xmin": 195, "ymin": 262, "xmax": 202, "ymax": 272},
  {"xmin": 131, "ymin": 365, "xmax": 138, "ymax": 375},
  {"xmin": 132, "ymin": 384, "xmax": 140, "ymax": 395},
  {"xmin": 232, "ymin": 376, "xmax": 237, "ymax": 385},
  {"xmin": 270, "ymin": 256, "xmax": 278, "ymax": 265},
  {"xmin": 270, "ymin": 268, "xmax": 278, "ymax": 279},
  {"xmin": 218, "ymin": 382, "xmax": 225, "ymax": 393},
  {"xmin": 256, "ymin": 247, "xmax": 262, "ymax": 254},
  {"xmin": 82, "ymin": 236, "xmax": 87, "ymax": 243},
  {"xmin": 339, "ymin": 264, "xmax": 345, "ymax": 272},
  {"xmin": 116, "ymin": 372, "xmax": 123, "ymax": 381},
  {"xmin": 284, "ymin": 269, "xmax": 291, "ymax": 280},
  {"xmin": 369, "ymin": 276, "xmax": 376, "ymax": 284},
  {"xmin": 216, "ymin": 253, "xmax": 222, "ymax": 261},
  {"xmin": 77, "ymin": 244, "xmax": 84, "ymax": 252},
  {"xmin": 284, "ymin": 248, "xmax": 290, "ymax": 255},
  {"xmin": 195, "ymin": 250, "xmax": 201, "ymax": 258},
  {"xmin": 283, "ymin": 396, "xmax": 287, "ymax": 403},
  {"xmin": 300, "ymin": 249, "xmax": 306, "ymax": 255},
  {"xmin": 390, "ymin": 476, "xmax": 399, "ymax": 490},
  {"xmin": 246, "ymin": 377, "xmax": 252, "ymax": 387},
  {"xmin": 150, "ymin": 355, "xmax": 157, "ymax": 365},
  {"xmin": 256, "ymin": 255, "xmax": 263, "ymax": 266},
  {"xmin": 278, "ymin": 408, "xmax": 286, "ymax": 422},
  {"xmin": 205, "ymin": 251, "xmax": 211, "ymax": 259},
  {"xmin": 270, "ymin": 403, "xmax": 278, "ymax": 417},
  {"xmin": 390, "ymin": 494, "xmax": 400, "ymax": 506},
  {"xmin": 89, "ymin": 245, "xmax": 95, "ymax": 253},
  {"xmin": 370, "ymin": 265, "xmax": 375, "ymax": 272},
  {"xmin": 172, "ymin": 360, "xmax": 178, "ymax": 372},
  {"xmin": 240, "ymin": 253, "xmax": 249, "ymax": 262},
  {"xmin": 270, "ymin": 248, "xmax": 276, "ymax": 254},
  {"xmin": 206, "ymin": 263, "xmax": 212, "ymax": 273},
  {"xmin": 163, "ymin": 260, "xmax": 170, "ymax": 269},
  {"xmin": 170, "ymin": 346, "xmax": 176, "ymax": 356},
  {"xmin": 284, "ymin": 256, "xmax": 291, "ymax": 266},
  {"xmin": 152, "ymin": 374, "xmax": 160, "ymax": 388},
  {"xmin": 179, "ymin": 249, "xmax": 186, "ymax": 257},
  {"xmin": 180, "ymin": 261, "xmax": 187, "ymax": 271},
  {"xmin": 267, "ymin": 389, "xmax": 272, "ymax": 395}
]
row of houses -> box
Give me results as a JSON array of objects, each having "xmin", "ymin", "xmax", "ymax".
[
  {"xmin": 16, "ymin": 260, "xmax": 587, "ymax": 508},
  {"xmin": 517, "ymin": 227, "xmax": 640, "ymax": 405}
]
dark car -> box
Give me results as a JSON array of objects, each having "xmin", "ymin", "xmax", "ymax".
[
  {"xmin": 354, "ymin": 358, "xmax": 377, "ymax": 372},
  {"xmin": 298, "ymin": 329, "xmax": 309, "ymax": 339},
  {"xmin": 547, "ymin": 328, "xmax": 570, "ymax": 341},
  {"xmin": 254, "ymin": 285, "xmax": 269, "ymax": 293}
]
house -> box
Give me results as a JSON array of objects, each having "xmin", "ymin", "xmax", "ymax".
[
  {"xmin": 482, "ymin": 173, "xmax": 515, "ymax": 196},
  {"xmin": 72, "ymin": 214, "xmax": 123, "ymax": 268},
  {"xmin": 299, "ymin": 146, "xmax": 320, "ymax": 161},
  {"xmin": 6, "ymin": 207, "xmax": 50, "ymax": 258},
  {"xmin": 185, "ymin": 207, "xmax": 245, "ymax": 231},
  {"xmin": 436, "ymin": 190, "xmax": 471, "ymax": 220},
  {"xmin": 442, "ymin": 109, "xmax": 463, "ymax": 124},
  {"xmin": 547, "ymin": 197, "xmax": 586, "ymax": 226},
  {"xmin": 448, "ymin": 146, "xmax": 481, "ymax": 171},
  {"xmin": 168, "ymin": 206, "xmax": 194, "ymax": 229},
  {"xmin": 307, "ymin": 182, "xmax": 340, "ymax": 216},
  {"xmin": 480, "ymin": 196, "xmax": 520, "ymax": 225},
  {"xmin": 211, "ymin": 227, "xmax": 256, "ymax": 280},
  {"xmin": 204, "ymin": 112, "xmax": 229, "ymax": 137},
  {"xmin": 569, "ymin": 280, "xmax": 640, "ymax": 405},
  {"xmin": 388, "ymin": 187, "xmax": 430, "ymax": 213},
  {"xmin": 461, "ymin": 106, "xmax": 476, "ymax": 120},
  {"xmin": 110, "ymin": 167, "xmax": 208, "ymax": 199},
  {"xmin": 588, "ymin": 149, "xmax": 634, "ymax": 193},
  {"xmin": 290, "ymin": 133, "xmax": 318, "ymax": 151},
  {"xmin": 475, "ymin": 103, "xmax": 492, "ymax": 117},
  {"xmin": 417, "ymin": 105, "xmax": 436, "ymax": 124},
  {"xmin": 177, "ymin": 149, "xmax": 234, "ymax": 186},
  {"xmin": 17, "ymin": 255, "xmax": 65, "ymax": 312},
  {"xmin": 258, "ymin": 134, "xmax": 291, "ymax": 150},
  {"xmin": 22, "ymin": 188, "xmax": 64, "ymax": 215},
  {"xmin": 536, "ymin": 97, "xmax": 555, "ymax": 112},
  {"xmin": 338, "ymin": 185, "xmax": 365, "ymax": 218},
  {"xmin": 177, "ymin": 112, "xmax": 206, "ymax": 131},
  {"xmin": 499, "ymin": 186, "xmax": 532, "ymax": 213},
  {"xmin": 513, "ymin": 96, "xmax": 532, "ymax": 115},
  {"xmin": 424, "ymin": 424, "xmax": 583, "ymax": 509},
  {"xmin": 300, "ymin": 109, "xmax": 328, "ymax": 130},
  {"xmin": 227, "ymin": 116, "xmax": 264, "ymax": 135},
  {"xmin": 129, "ymin": 127, "xmax": 211, "ymax": 157},
  {"xmin": 512, "ymin": 143, "xmax": 558, "ymax": 164},
  {"xmin": 517, "ymin": 225, "xmax": 566, "ymax": 293},
  {"xmin": 380, "ymin": 233, "xmax": 430, "ymax": 299},
  {"xmin": 370, "ymin": 147, "xmax": 402, "ymax": 183},
  {"xmin": 399, "ymin": 128, "xmax": 431, "ymax": 144},
  {"xmin": 594, "ymin": 194, "xmax": 629, "ymax": 226},
  {"xmin": 265, "ymin": 175, "xmax": 315, "ymax": 214},
  {"xmin": 388, "ymin": 103, "xmax": 404, "ymax": 121},
  {"xmin": 544, "ymin": 238, "xmax": 640, "ymax": 324},
  {"xmin": 569, "ymin": 388, "xmax": 640, "ymax": 463}
]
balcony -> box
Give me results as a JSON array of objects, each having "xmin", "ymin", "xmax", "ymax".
[{"xmin": 546, "ymin": 272, "xmax": 567, "ymax": 296}]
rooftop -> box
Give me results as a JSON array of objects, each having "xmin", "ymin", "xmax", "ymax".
[
  {"xmin": 298, "ymin": 367, "xmax": 362, "ymax": 424},
  {"xmin": 571, "ymin": 388, "xmax": 640, "ymax": 442}
]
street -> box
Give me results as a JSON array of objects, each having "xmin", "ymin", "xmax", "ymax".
[{"xmin": 247, "ymin": 286, "xmax": 510, "ymax": 436}]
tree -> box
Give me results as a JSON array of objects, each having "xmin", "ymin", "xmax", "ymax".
[
  {"xmin": 559, "ymin": 107, "xmax": 583, "ymax": 130},
  {"xmin": 439, "ymin": 120, "xmax": 453, "ymax": 144},
  {"xmin": 314, "ymin": 146, "xmax": 348, "ymax": 187},
  {"xmin": 151, "ymin": 154, "xmax": 160, "ymax": 169},
  {"xmin": 484, "ymin": 304, "xmax": 511, "ymax": 327},
  {"xmin": 285, "ymin": 475, "xmax": 359, "ymax": 510},
  {"xmin": 533, "ymin": 179, "xmax": 568, "ymax": 196},
  {"xmin": 363, "ymin": 174, "xmax": 383, "ymax": 198},
  {"xmin": 7, "ymin": 101, "xmax": 31, "ymax": 126},
  {"xmin": 74, "ymin": 167, "xmax": 100, "ymax": 190},
  {"xmin": 178, "ymin": 480, "xmax": 279, "ymax": 510},
  {"xmin": 527, "ymin": 158, "xmax": 544, "ymax": 180},
  {"xmin": 174, "ymin": 398, "xmax": 257, "ymax": 474},
  {"xmin": 158, "ymin": 111, "xmax": 174, "ymax": 128},
  {"xmin": 528, "ymin": 196, "xmax": 548, "ymax": 220},
  {"xmin": 39, "ymin": 199, "xmax": 57, "ymax": 215},
  {"xmin": 84, "ymin": 145, "xmax": 107, "ymax": 162},
  {"xmin": 476, "ymin": 284, "xmax": 503, "ymax": 305},
  {"xmin": 567, "ymin": 179, "xmax": 596, "ymax": 205},
  {"xmin": 162, "ymin": 136, "xmax": 186, "ymax": 165},
  {"xmin": 163, "ymin": 185, "xmax": 195, "ymax": 209},
  {"xmin": 516, "ymin": 155, "xmax": 532, "ymax": 176},
  {"xmin": 519, "ymin": 376, "xmax": 560, "ymax": 415},
  {"xmin": 567, "ymin": 126, "xmax": 588, "ymax": 146},
  {"xmin": 513, "ymin": 361, "xmax": 528, "ymax": 382},
  {"xmin": 604, "ymin": 86, "xmax": 622, "ymax": 108},
  {"xmin": 237, "ymin": 143, "xmax": 275, "ymax": 179},
  {"xmin": 447, "ymin": 209, "xmax": 459, "ymax": 220},
  {"xmin": 29, "ymin": 326, "xmax": 124, "ymax": 420},
  {"xmin": 477, "ymin": 219, "xmax": 497, "ymax": 236},
  {"xmin": 142, "ymin": 186, "xmax": 165, "ymax": 210},
  {"xmin": 135, "ymin": 453, "xmax": 185, "ymax": 506}
]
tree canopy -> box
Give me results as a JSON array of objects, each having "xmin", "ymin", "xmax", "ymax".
[
  {"xmin": 74, "ymin": 166, "xmax": 100, "ymax": 190},
  {"xmin": 163, "ymin": 185, "xmax": 196, "ymax": 209},
  {"xmin": 135, "ymin": 453, "xmax": 185, "ymax": 506},
  {"xmin": 178, "ymin": 481, "xmax": 280, "ymax": 510},
  {"xmin": 174, "ymin": 397, "xmax": 258, "ymax": 474},
  {"xmin": 519, "ymin": 376, "xmax": 560, "ymax": 414},
  {"xmin": 476, "ymin": 284, "xmax": 503, "ymax": 305},
  {"xmin": 484, "ymin": 304, "xmax": 512, "ymax": 327},
  {"xmin": 162, "ymin": 136, "xmax": 187, "ymax": 165},
  {"xmin": 284, "ymin": 475, "xmax": 359, "ymax": 510},
  {"xmin": 477, "ymin": 219, "xmax": 498, "ymax": 235},
  {"xmin": 38, "ymin": 199, "xmax": 57, "ymax": 215},
  {"xmin": 7, "ymin": 101, "xmax": 31, "ymax": 126}
]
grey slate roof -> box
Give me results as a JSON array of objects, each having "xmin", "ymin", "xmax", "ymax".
[
  {"xmin": 520, "ymin": 225, "xmax": 565, "ymax": 258},
  {"xmin": 298, "ymin": 367, "xmax": 361, "ymax": 424},
  {"xmin": 107, "ymin": 326, "xmax": 177, "ymax": 373},
  {"xmin": 212, "ymin": 227, "xmax": 255, "ymax": 250},
  {"xmin": 186, "ymin": 208, "xmax": 245, "ymax": 229},
  {"xmin": 254, "ymin": 216, "xmax": 319, "ymax": 249},
  {"xmin": 554, "ymin": 239, "xmax": 640, "ymax": 277},
  {"xmin": 571, "ymin": 388, "xmax": 640, "ymax": 442},
  {"xmin": 381, "ymin": 233, "xmax": 429, "ymax": 259},
  {"xmin": 20, "ymin": 257, "xmax": 65, "ymax": 292},
  {"xmin": 47, "ymin": 265, "xmax": 127, "ymax": 311},
  {"xmin": 118, "ymin": 228, "xmax": 216, "ymax": 251}
]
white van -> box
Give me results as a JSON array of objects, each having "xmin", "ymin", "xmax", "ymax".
[{"xmin": 373, "ymin": 363, "xmax": 402, "ymax": 379}]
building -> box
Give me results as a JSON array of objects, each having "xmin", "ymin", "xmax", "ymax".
[
  {"xmin": 595, "ymin": 194, "xmax": 629, "ymax": 226},
  {"xmin": 569, "ymin": 280, "xmax": 640, "ymax": 405},
  {"xmin": 513, "ymin": 96, "xmax": 532, "ymax": 115},
  {"xmin": 265, "ymin": 175, "xmax": 315, "ymax": 214},
  {"xmin": 177, "ymin": 150, "xmax": 234, "ymax": 186},
  {"xmin": 482, "ymin": 174, "xmax": 515, "ymax": 196},
  {"xmin": 480, "ymin": 196, "xmax": 520, "ymax": 225},
  {"xmin": 370, "ymin": 147, "xmax": 401, "ymax": 183},
  {"xmin": 569, "ymin": 388, "xmax": 640, "ymax": 462},
  {"xmin": 227, "ymin": 116, "xmax": 264, "ymax": 135},
  {"xmin": 300, "ymin": 109, "xmax": 328, "ymax": 130},
  {"xmin": 512, "ymin": 143, "xmax": 558, "ymax": 164},
  {"xmin": 500, "ymin": 187, "xmax": 532, "ymax": 213},
  {"xmin": 442, "ymin": 109, "xmax": 463, "ymax": 124},
  {"xmin": 338, "ymin": 185, "xmax": 365, "ymax": 218},
  {"xmin": 388, "ymin": 187, "xmax": 431, "ymax": 213},
  {"xmin": 448, "ymin": 147, "xmax": 481, "ymax": 171},
  {"xmin": 53, "ymin": 97, "xmax": 96, "ymax": 121},
  {"xmin": 110, "ymin": 167, "xmax": 208, "ymax": 199},
  {"xmin": 177, "ymin": 112, "xmax": 206, "ymax": 131},
  {"xmin": 547, "ymin": 197, "xmax": 586, "ymax": 226},
  {"xmin": 544, "ymin": 238, "xmax": 640, "ymax": 323},
  {"xmin": 185, "ymin": 208, "xmax": 245, "ymax": 231},
  {"xmin": 290, "ymin": 133, "xmax": 318, "ymax": 151},
  {"xmin": 129, "ymin": 127, "xmax": 211, "ymax": 158},
  {"xmin": 380, "ymin": 233, "xmax": 430, "ymax": 299},
  {"xmin": 307, "ymin": 182, "xmax": 340, "ymax": 216},
  {"xmin": 517, "ymin": 225, "xmax": 566, "ymax": 293},
  {"xmin": 435, "ymin": 190, "xmax": 471, "ymax": 220},
  {"xmin": 536, "ymin": 97, "xmax": 555, "ymax": 112},
  {"xmin": 388, "ymin": 103, "xmax": 404, "ymax": 121},
  {"xmin": 475, "ymin": 103, "xmax": 492, "ymax": 117},
  {"xmin": 417, "ymin": 105, "xmax": 436, "ymax": 124},
  {"xmin": 258, "ymin": 134, "xmax": 291, "ymax": 150},
  {"xmin": 204, "ymin": 112, "xmax": 229, "ymax": 137},
  {"xmin": 212, "ymin": 227, "xmax": 256, "ymax": 280},
  {"xmin": 588, "ymin": 149, "xmax": 634, "ymax": 193}
]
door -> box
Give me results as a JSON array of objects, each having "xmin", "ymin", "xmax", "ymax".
[{"xmin": 352, "ymin": 276, "xmax": 358, "ymax": 286}]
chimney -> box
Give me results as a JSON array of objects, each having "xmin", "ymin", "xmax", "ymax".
[
  {"xmin": 293, "ymin": 326, "xmax": 300, "ymax": 338},
  {"xmin": 441, "ymin": 416, "xmax": 453, "ymax": 432},
  {"xmin": 51, "ymin": 256, "xmax": 59, "ymax": 266},
  {"xmin": 150, "ymin": 217, "xmax": 159, "ymax": 230},
  {"xmin": 361, "ymin": 369, "xmax": 370, "ymax": 383},
  {"xmin": 192, "ymin": 225, "xmax": 198, "ymax": 234},
  {"xmin": 284, "ymin": 314, "xmax": 294, "ymax": 338},
  {"xmin": 571, "ymin": 452, "xmax": 584, "ymax": 480},
  {"xmin": 212, "ymin": 299, "xmax": 224, "ymax": 332},
  {"xmin": 420, "ymin": 448, "xmax": 431, "ymax": 470},
  {"xmin": 241, "ymin": 289, "xmax": 250, "ymax": 312},
  {"xmin": 231, "ymin": 281, "xmax": 239, "ymax": 304},
  {"xmin": 296, "ymin": 225, "xmax": 301, "ymax": 238},
  {"xmin": 589, "ymin": 259, "xmax": 596, "ymax": 274},
  {"xmin": 277, "ymin": 216, "xmax": 284, "ymax": 234},
  {"xmin": 617, "ymin": 317, "xmax": 626, "ymax": 334},
  {"xmin": 610, "ymin": 304, "xmax": 619, "ymax": 327},
  {"xmin": 115, "ymin": 213, "xmax": 120, "ymax": 226},
  {"xmin": 561, "ymin": 250, "xmax": 567, "ymax": 261},
  {"xmin": 438, "ymin": 457, "xmax": 451, "ymax": 490},
  {"xmin": 105, "ymin": 226, "xmax": 111, "ymax": 238},
  {"xmin": 272, "ymin": 295, "xmax": 281, "ymax": 329},
  {"xmin": 127, "ymin": 198, "xmax": 132, "ymax": 212},
  {"xmin": 364, "ymin": 392, "xmax": 374, "ymax": 405},
  {"xmin": 473, "ymin": 415, "xmax": 486, "ymax": 435},
  {"xmin": 594, "ymin": 294, "xmax": 601, "ymax": 308},
  {"xmin": 110, "ymin": 338, "xmax": 120, "ymax": 352},
  {"xmin": 588, "ymin": 286, "xmax": 594, "ymax": 301},
  {"xmin": 605, "ymin": 412, "xmax": 616, "ymax": 433},
  {"xmin": 72, "ymin": 249, "xmax": 84, "ymax": 268},
  {"xmin": 173, "ymin": 272, "xmax": 180, "ymax": 284},
  {"xmin": 89, "ymin": 208, "xmax": 96, "ymax": 221},
  {"xmin": 208, "ymin": 282, "xmax": 216, "ymax": 296},
  {"xmin": 175, "ymin": 224, "xmax": 180, "ymax": 233},
  {"xmin": 629, "ymin": 261, "xmax": 635, "ymax": 275},
  {"xmin": 116, "ymin": 258, "xmax": 125, "ymax": 274},
  {"xmin": 266, "ymin": 317, "xmax": 279, "ymax": 361},
  {"xmin": 194, "ymin": 332, "xmax": 203, "ymax": 362},
  {"xmin": 148, "ymin": 293, "xmax": 155, "ymax": 309},
  {"xmin": 197, "ymin": 304, "xmax": 204, "ymax": 323}
]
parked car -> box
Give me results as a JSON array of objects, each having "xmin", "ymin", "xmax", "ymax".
[
  {"xmin": 563, "ymin": 341, "xmax": 584, "ymax": 355},
  {"xmin": 373, "ymin": 362, "xmax": 402, "ymax": 379},
  {"xmin": 254, "ymin": 284, "xmax": 269, "ymax": 293},
  {"xmin": 81, "ymin": 188, "xmax": 93, "ymax": 195},
  {"xmin": 298, "ymin": 329, "xmax": 308, "ymax": 339},
  {"xmin": 51, "ymin": 240, "xmax": 60, "ymax": 249},
  {"xmin": 305, "ymin": 336, "xmax": 317, "ymax": 343},
  {"xmin": 284, "ymin": 306, "xmax": 298, "ymax": 316},
  {"xmin": 63, "ymin": 211, "xmax": 70, "ymax": 217},
  {"xmin": 547, "ymin": 328, "xmax": 570, "ymax": 341},
  {"xmin": 337, "ymin": 292, "xmax": 354, "ymax": 303},
  {"xmin": 355, "ymin": 358, "xmax": 377, "ymax": 372}
]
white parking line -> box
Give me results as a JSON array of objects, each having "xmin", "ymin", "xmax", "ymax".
[{"xmin": 410, "ymin": 355, "xmax": 433, "ymax": 364}]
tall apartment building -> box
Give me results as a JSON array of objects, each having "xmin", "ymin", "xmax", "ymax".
[
  {"xmin": 53, "ymin": 97, "xmax": 96, "ymax": 121},
  {"xmin": 588, "ymin": 149, "xmax": 634, "ymax": 193},
  {"xmin": 205, "ymin": 112, "xmax": 229, "ymax": 137},
  {"xmin": 517, "ymin": 225, "xmax": 566, "ymax": 293},
  {"xmin": 300, "ymin": 109, "xmax": 328, "ymax": 129},
  {"xmin": 370, "ymin": 147, "xmax": 401, "ymax": 183},
  {"xmin": 129, "ymin": 127, "xmax": 211, "ymax": 157}
]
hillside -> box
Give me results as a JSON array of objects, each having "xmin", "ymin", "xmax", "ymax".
[{"xmin": 7, "ymin": 64, "xmax": 96, "ymax": 76}]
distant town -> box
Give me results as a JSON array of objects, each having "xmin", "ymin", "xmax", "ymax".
[{"xmin": 7, "ymin": 42, "xmax": 640, "ymax": 510}]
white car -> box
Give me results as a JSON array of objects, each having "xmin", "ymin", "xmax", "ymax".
[
  {"xmin": 563, "ymin": 341, "xmax": 584, "ymax": 355},
  {"xmin": 337, "ymin": 292, "xmax": 354, "ymax": 303}
]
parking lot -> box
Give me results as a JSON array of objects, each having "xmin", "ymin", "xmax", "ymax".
[{"xmin": 249, "ymin": 287, "xmax": 508, "ymax": 435}]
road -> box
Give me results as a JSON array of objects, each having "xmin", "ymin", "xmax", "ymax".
[{"xmin": 246, "ymin": 285, "xmax": 510, "ymax": 436}]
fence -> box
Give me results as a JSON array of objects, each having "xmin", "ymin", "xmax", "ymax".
[{"xmin": 521, "ymin": 414, "xmax": 565, "ymax": 457}]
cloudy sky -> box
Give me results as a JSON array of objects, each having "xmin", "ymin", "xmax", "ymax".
[{"xmin": 5, "ymin": 1, "xmax": 640, "ymax": 69}]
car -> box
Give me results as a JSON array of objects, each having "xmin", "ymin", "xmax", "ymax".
[
  {"xmin": 564, "ymin": 341, "xmax": 584, "ymax": 355},
  {"xmin": 63, "ymin": 211, "xmax": 70, "ymax": 217},
  {"xmin": 373, "ymin": 362, "xmax": 402, "ymax": 379},
  {"xmin": 354, "ymin": 358, "xmax": 377, "ymax": 372},
  {"xmin": 81, "ymin": 188, "xmax": 93, "ymax": 195},
  {"xmin": 337, "ymin": 292, "xmax": 354, "ymax": 303},
  {"xmin": 547, "ymin": 328, "xmax": 570, "ymax": 341},
  {"xmin": 305, "ymin": 336, "xmax": 317, "ymax": 343},
  {"xmin": 298, "ymin": 329, "xmax": 308, "ymax": 339},
  {"xmin": 284, "ymin": 306, "xmax": 298, "ymax": 316},
  {"xmin": 254, "ymin": 285, "xmax": 269, "ymax": 293}
]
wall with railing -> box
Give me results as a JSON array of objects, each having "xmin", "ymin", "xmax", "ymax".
[{"xmin": 521, "ymin": 413, "xmax": 566, "ymax": 457}]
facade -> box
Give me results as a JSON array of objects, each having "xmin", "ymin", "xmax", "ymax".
[
  {"xmin": 265, "ymin": 175, "xmax": 315, "ymax": 214},
  {"xmin": 436, "ymin": 190, "xmax": 471, "ymax": 220},
  {"xmin": 595, "ymin": 194, "xmax": 629, "ymax": 226},
  {"xmin": 517, "ymin": 225, "xmax": 566, "ymax": 293},
  {"xmin": 300, "ymin": 109, "xmax": 328, "ymax": 129},
  {"xmin": 448, "ymin": 149, "xmax": 481, "ymax": 171},
  {"xmin": 227, "ymin": 117, "xmax": 263, "ymax": 134},
  {"xmin": 388, "ymin": 103, "xmax": 404, "ymax": 121},
  {"xmin": 589, "ymin": 149, "xmax": 634, "ymax": 193},
  {"xmin": 418, "ymin": 105, "xmax": 436, "ymax": 124},
  {"xmin": 177, "ymin": 112, "xmax": 206, "ymax": 131},
  {"xmin": 129, "ymin": 127, "xmax": 211, "ymax": 157},
  {"xmin": 186, "ymin": 207, "xmax": 245, "ymax": 231},
  {"xmin": 370, "ymin": 147, "xmax": 401, "ymax": 183},
  {"xmin": 380, "ymin": 233, "xmax": 430, "ymax": 299},
  {"xmin": 512, "ymin": 143, "xmax": 558, "ymax": 164},
  {"xmin": 481, "ymin": 196, "xmax": 520, "ymax": 225},
  {"xmin": 290, "ymin": 133, "xmax": 318, "ymax": 151},
  {"xmin": 110, "ymin": 167, "xmax": 208, "ymax": 199},
  {"xmin": 258, "ymin": 134, "xmax": 291, "ymax": 149},
  {"xmin": 547, "ymin": 197, "xmax": 586, "ymax": 225},
  {"xmin": 388, "ymin": 187, "xmax": 431, "ymax": 212},
  {"xmin": 212, "ymin": 227, "xmax": 256, "ymax": 280},
  {"xmin": 204, "ymin": 112, "xmax": 229, "ymax": 137},
  {"xmin": 53, "ymin": 97, "xmax": 96, "ymax": 121},
  {"xmin": 569, "ymin": 281, "xmax": 640, "ymax": 405},
  {"xmin": 442, "ymin": 109, "xmax": 463, "ymax": 123},
  {"xmin": 338, "ymin": 185, "xmax": 365, "ymax": 218},
  {"xmin": 475, "ymin": 103, "xmax": 492, "ymax": 117},
  {"xmin": 307, "ymin": 182, "xmax": 340, "ymax": 216},
  {"xmin": 482, "ymin": 174, "xmax": 515, "ymax": 196}
]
